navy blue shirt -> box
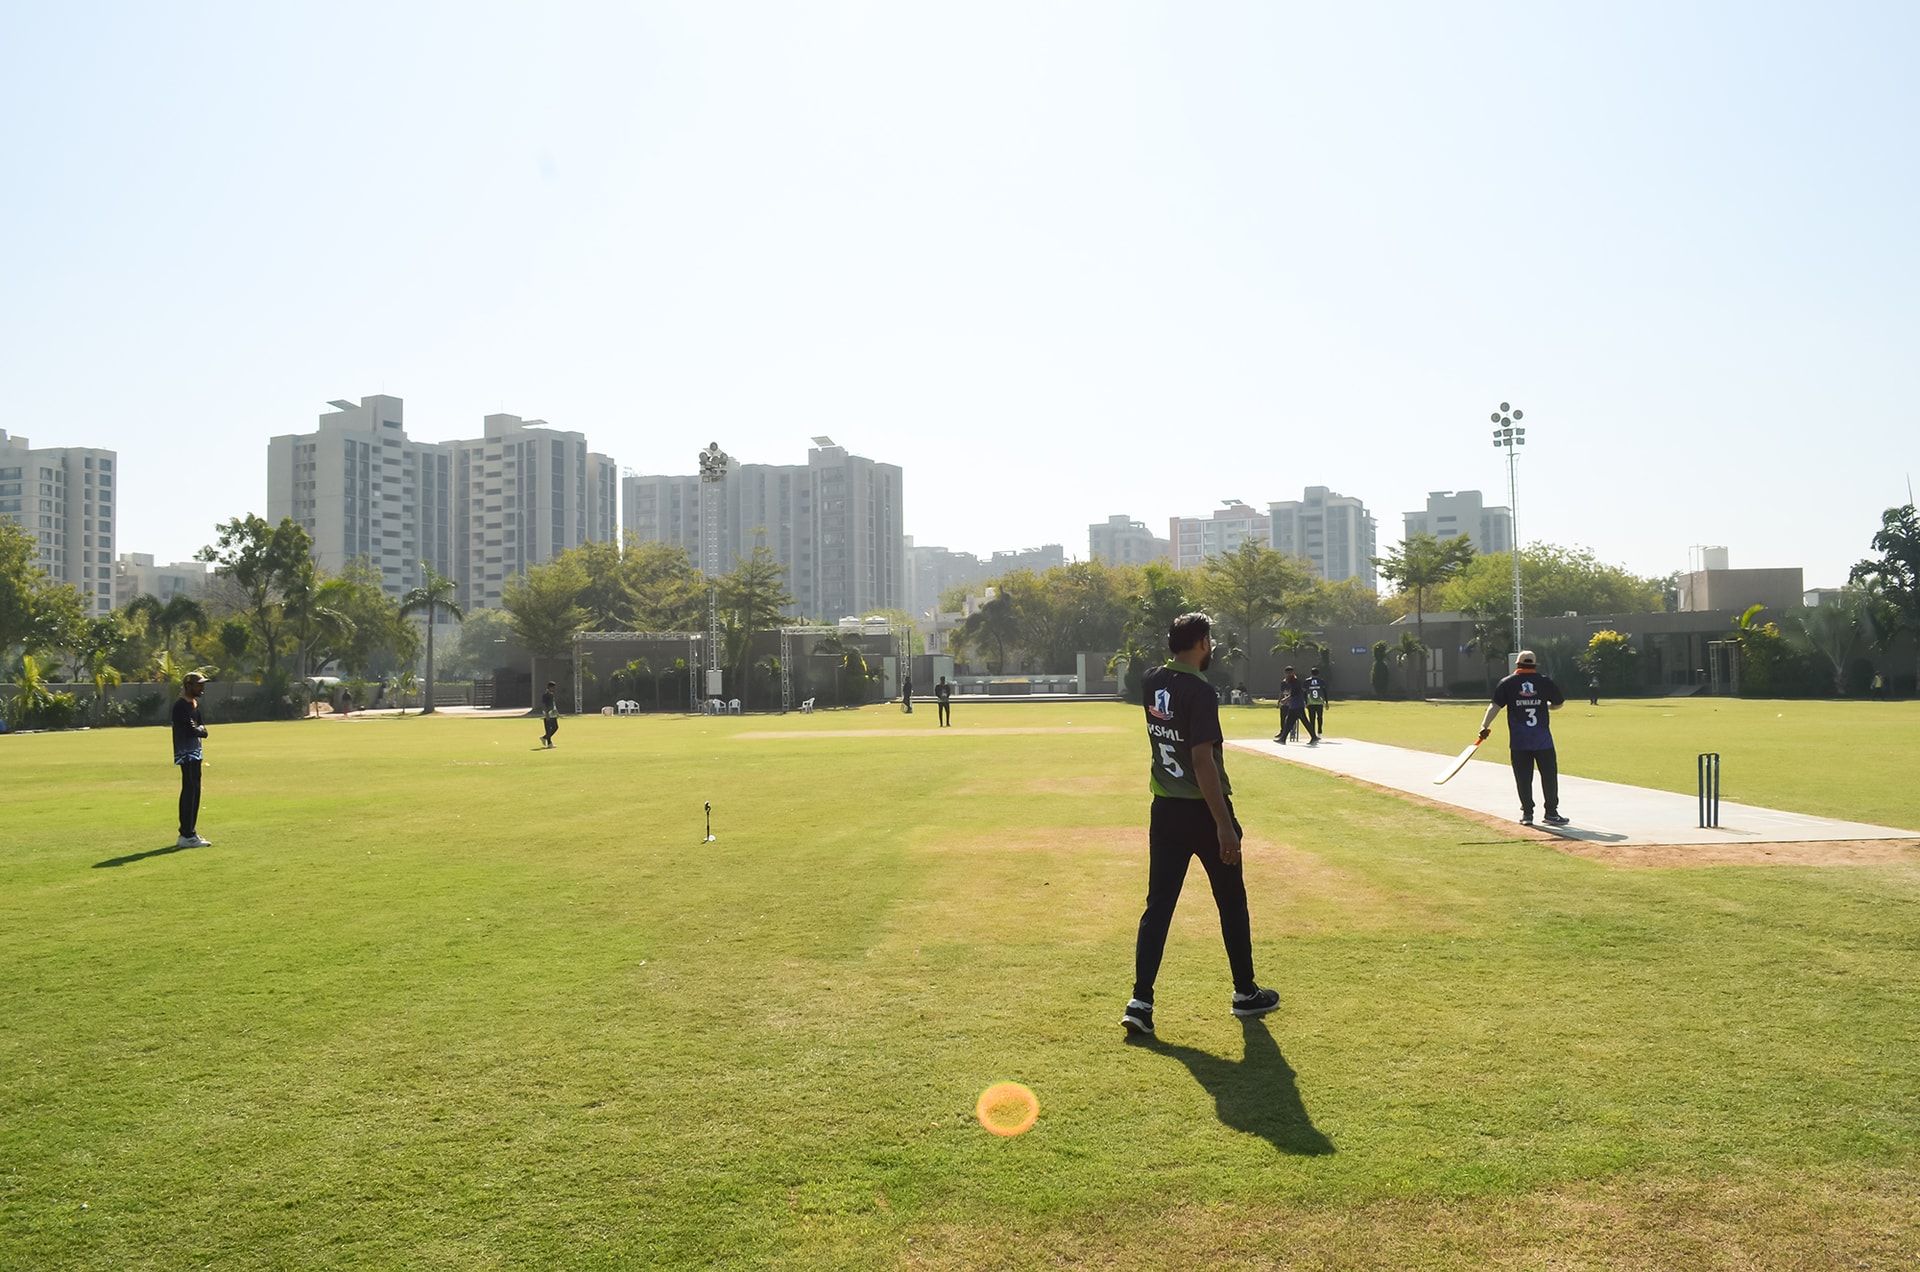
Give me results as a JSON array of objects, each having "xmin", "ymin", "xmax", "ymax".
[{"xmin": 1491, "ymin": 671, "xmax": 1564, "ymax": 750}]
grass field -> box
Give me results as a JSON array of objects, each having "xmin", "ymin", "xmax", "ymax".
[{"xmin": 3, "ymin": 700, "xmax": 1918, "ymax": 1269}]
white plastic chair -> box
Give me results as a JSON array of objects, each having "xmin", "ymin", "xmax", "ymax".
[
  {"xmin": 728, "ymin": 698, "xmax": 742, "ymax": 714},
  {"xmin": 799, "ymin": 697, "xmax": 816, "ymax": 713}
]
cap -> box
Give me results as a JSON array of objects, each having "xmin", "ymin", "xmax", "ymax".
[
  {"xmin": 182, "ymin": 672, "xmax": 208, "ymax": 685},
  {"xmin": 1515, "ymin": 650, "xmax": 1538, "ymax": 668}
]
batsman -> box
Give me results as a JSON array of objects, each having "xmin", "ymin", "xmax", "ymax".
[{"xmin": 1478, "ymin": 650, "xmax": 1569, "ymax": 827}]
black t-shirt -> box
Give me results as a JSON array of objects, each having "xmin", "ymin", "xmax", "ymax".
[
  {"xmin": 542, "ymin": 691, "xmax": 556, "ymax": 717},
  {"xmin": 934, "ymin": 681, "xmax": 951, "ymax": 701},
  {"xmin": 1143, "ymin": 661, "xmax": 1229, "ymax": 799},
  {"xmin": 171, "ymin": 696, "xmax": 204, "ymax": 758}
]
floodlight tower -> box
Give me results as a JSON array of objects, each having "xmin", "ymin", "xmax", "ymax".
[
  {"xmin": 1490, "ymin": 403, "xmax": 1526, "ymax": 656},
  {"xmin": 698, "ymin": 441, "xmax": 730, "ymax": 711}
]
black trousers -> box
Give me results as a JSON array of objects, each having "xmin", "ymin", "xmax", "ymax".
[
  {"xmin": 543, "ymin": 716, "xmax": 559, "ymax": 743},
  {"xmin": 178, "ymin": 760, "xmax": 202, "ymax": 836},
  {"xmin": 1133, "ymin": 795, "xmax": 1257, "ymax": 1002},
  {"xmin": 936, "ymin": 700, "xmax": 950, "ymax": 726},
  {"xmin": 1308, "ymin": 704, "xmax": 1325, "ymax": 736},
  {"xmin": 1511, "ymin": 747, "xmax": 1559, "ymax": 814}
]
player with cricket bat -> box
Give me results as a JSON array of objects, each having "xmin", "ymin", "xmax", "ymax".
[{"xmin": 1478, "ymin": 650, "xmax": 1568, "ymax": 827}]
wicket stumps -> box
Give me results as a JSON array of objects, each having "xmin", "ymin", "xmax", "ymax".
[{"xmin": 1697, "ymin": 753, "xmax": 1721, "ymax": 828}]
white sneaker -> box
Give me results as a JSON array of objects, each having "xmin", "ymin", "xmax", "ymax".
[
  {"xmin": 183, "ymin": 834, "xmax": 212, "ymax": 848},
  {"xmin": 176, "ymin": 834, "xmax": 196, "ymax": 848}
]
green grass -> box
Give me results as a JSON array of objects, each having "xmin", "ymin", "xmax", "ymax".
[{"xmin": 3, "ymin": 703, "xmax": 1918, "ymax": 1269}]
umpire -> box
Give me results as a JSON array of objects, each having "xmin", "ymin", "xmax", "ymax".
[{"xmin": 1122, "ymin": 612, "xmax": 1280, "ymax": 1037}]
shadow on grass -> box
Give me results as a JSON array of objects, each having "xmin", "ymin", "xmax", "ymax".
[
  {"xmin": 1138, "ymin": 1018, "xmax": 1334, "ymax": 1156},
  {"xmin": 94, "ymin": 843, "xmax": 206, "ymax": 869}
]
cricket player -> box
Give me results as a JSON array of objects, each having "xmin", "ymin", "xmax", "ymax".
[
  {"xmin": 1122, "ymin": 612, "xmax": 1280, "ymax": 1037},
  {"xmin": 171, "ymin": 672, "xmax": 212, "ymax": 847},
  {"xmin": 1479, "ymin": 650, "xmax": 1568, "ymax": 827}
]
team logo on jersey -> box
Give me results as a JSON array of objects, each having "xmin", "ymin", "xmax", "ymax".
[{"xmin": 1148, "ymin": 688, "xmax": 1173, "ymax": 720}]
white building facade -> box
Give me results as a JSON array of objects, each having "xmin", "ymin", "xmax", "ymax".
[
  {"xmin": 114, "ymin": 554, "xmax": 210, "ymax": 608},
  {"xmin": 268, "ymin": 397, "xmax": 617, "ymax": 609},
  {"xmin": 1089, "ymin": 515, "xmax": 1170, "ymax": 567},
  {"xmin": 1169, "ymin": 503, "xmax": 1270, "ymax": 570},
  {"xmin": 0, "ymin": 429, "xmax": 118, "ymax": 617},
  {"xmin": 622, "ymin": 439, "xmax": 904, "ymax": 621},
  {"xmin": 1268, "ymin": 486, "xmax": 1377, "ymax": 588},
  {"xmin": 1403, "ymin": 490, "xmax": 1513, "ymax": 555}
]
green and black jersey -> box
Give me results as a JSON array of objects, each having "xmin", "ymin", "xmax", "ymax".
[{"xmin": 1143, "ymin": 661, "xmax": 1229, "ymax": 800}]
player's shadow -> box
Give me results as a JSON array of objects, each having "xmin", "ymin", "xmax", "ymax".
[
  {"xmin": 94, "ymin": 842, "xmax": 205, "ymax": 869},
  {"xmin": 1139, "ymin": 1018, "xmax": 1333, "ymax": 1156}
]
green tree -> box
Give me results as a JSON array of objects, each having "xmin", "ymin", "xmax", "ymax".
[
  {"xmin": 953, "ymin": 589, "xmax": 1018, "ymax": 674},
  {"xmin": 1850, "ymin": 504, "xmax": 1920, "ymax": 685},
  {"xmin": 1463, "ymin": 603, "xmax": 1514, "ymax": 693},
  {"xmin": 1369, "ymin": 641, "xmax": 1392, "ymax": 698},
  {"xmin": 717, "ymin": 541, "xmax": 797, "ymax": 701},
  {"xmin": 71, "ymin": 617, "xmax": 127, "ymax": 723},
  {"xmin": 501, "ymin": 556, "xmax": 588, "ymax": 694},
  {"xmin": 196, "ymin": 515, "xmax": 314, "ymax": 707},
  {"xmin": 1793, "ymin": 594, "xmax": 1876, "ymax": 696},
  {"xmin": 1443, "ymin": 544, "xmax": 1662, "ymax": 619},
  {"xmin": 623, "ymin": 538, "xmax": 705, "ymax": 632},
  {"xmin": 283, "ymin": 560, "xmax": 355, "ymax": 681},
  {"xmin": 0, "ymin": 521, "xmax": 41, "ymax": 660},
  {"xmin": 398, "ymin": 563, "xmax": 465, "ymax": 715},
  {"xmin": 1583, "ymin": 630, "xmax": 1639, "ymax": 696},
  {"xmin": 1373, "ymin": 532, "xmax": 1475, "ymax": 648},
  {"xmin": 1198, "ymin": 541, "xmax": 1311, "ymax": 664},
  {"xmin": 1294, "ymin": 576, "xmax": 1387, "ymax": 626}
]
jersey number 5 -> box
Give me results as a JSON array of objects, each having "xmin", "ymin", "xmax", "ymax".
[{"xmin": 1158, "ymin": 742, "xmax": 1185, "ymax": 777}]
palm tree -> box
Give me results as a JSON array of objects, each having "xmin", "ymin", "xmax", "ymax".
[
  {"xmin": 398, "ymin": 564, "xmax": 464, "ymax": 716},
  {"xmin": 155, "ymin": 593, "xmax": 207, "ymax": 664}
]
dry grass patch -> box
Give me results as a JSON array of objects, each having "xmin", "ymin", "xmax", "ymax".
[{"xmin": 877, "ymin": 1162, "xmax": 1920, "ymax": 1270}]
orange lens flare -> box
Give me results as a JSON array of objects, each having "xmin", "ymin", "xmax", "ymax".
[{"xmin": 975, "ymin": 1082, "xmax": 1039, "ymax": 1137}]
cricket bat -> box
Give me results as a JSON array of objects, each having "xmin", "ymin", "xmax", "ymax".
[{"xmin": 1433, "ymin": 735, "xmax": 1485, "ymax": 785}]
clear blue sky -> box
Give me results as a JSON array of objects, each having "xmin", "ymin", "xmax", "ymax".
[{"xmin": 4, "ymin": 2, "xmax": 1914, "ymax": 590}]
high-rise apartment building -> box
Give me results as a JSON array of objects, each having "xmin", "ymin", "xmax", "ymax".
[
  {"xmin": 1402, "ymin": 490, "xmax": 1512, "ymax": 554},
  {"xmin": 269, "ymin": 397, "xmax": 617, "ymax": 609},
  {"xmin": 0, "ymin": 429, "xmax": 118, "ymax": 617},
  {"xmin": 268, "ymin": 396, "xmax": 453, "ymax": 599},
  {"xmin": 1089, "ymin": 515, "xmax": 1169, "ymax": 567},
  {"xmin": 1169, "ymin": 503, "xmax": 1270, "ymax": 570},
  {"xmin": 450, "ymin": 413, "xmax": 617, "ymax": 612},
  {"xmin": 114, "ymin": 554, "xmax": 209, "ymax": 608},
  {"xmin": 622, "ymin": 438, "xmax": 903, "ymax": 621},
  {"xmin": 1268, "ymin": 487, "xmax": 1377, "ymax": 588}
]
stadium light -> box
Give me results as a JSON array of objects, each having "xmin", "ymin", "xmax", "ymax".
[{"xmin": 1490, "ymin": 403, "xmax": 1526, "ymax": 656}]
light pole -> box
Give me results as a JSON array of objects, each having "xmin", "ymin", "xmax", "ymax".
[
  {"xmin": 697, "ymin": 442, "xmax": 730, "ymax": 712},
  {"xmin": 1490, "ymin": 402, "xmax": 1526, "ymax": 657}
]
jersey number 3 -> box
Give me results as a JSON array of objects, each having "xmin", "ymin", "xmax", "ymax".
[{"xmin": 1158, "ymin": 742, "xmax": 1185, "ymax": 777}]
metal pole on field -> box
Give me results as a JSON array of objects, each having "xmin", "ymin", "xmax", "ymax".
[
  {"xmin": 698, "ymin": 442, "xmax": 730, "ymax": 713},
  {"xmin": 1491, "ymin": 402, "xmax": 1527, "ymax": 655}
]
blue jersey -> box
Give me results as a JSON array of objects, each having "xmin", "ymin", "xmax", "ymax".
[{"xmin": 1491, "ymin": 671, "xmax": 1563, "ymax": 751}]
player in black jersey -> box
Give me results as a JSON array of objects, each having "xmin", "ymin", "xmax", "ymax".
[{"xmin": 1121, "ymin": 613, "xmax": 1281, "ymax": 1037}]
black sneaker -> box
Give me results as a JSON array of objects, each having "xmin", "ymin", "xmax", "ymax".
[
  {"xmin": 1120, "ymin": 1000, "xmax": 1154, "ymax": 1036},
  {"xmin": 1231, "ymin": 987, "xmax": 1280, "ymax": 1018},
  {"xmin": 1519, "ymin": 812, "xmax": 1535, "ymax": 826},
  {"xmin": 1543, "ymin": 812, "xmax": 1570, "ymax": 826}
]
